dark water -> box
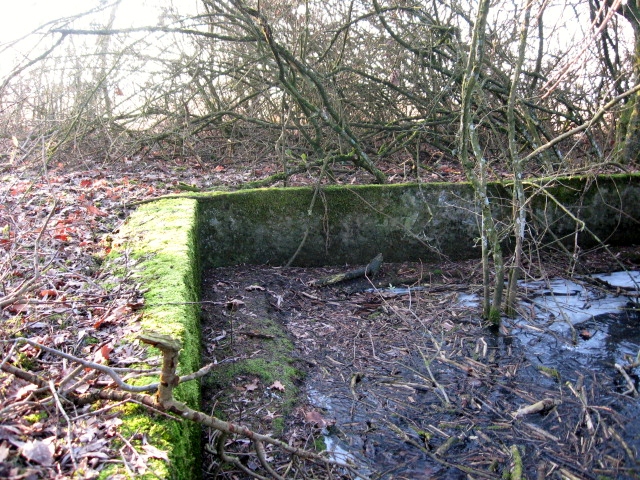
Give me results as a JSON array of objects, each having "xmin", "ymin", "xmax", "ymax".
[{"xmin": 308, "ymin": 273, "xmax": 640, "ymax": 479}]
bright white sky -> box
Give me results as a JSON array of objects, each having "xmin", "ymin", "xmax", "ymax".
[
  {"xmin": 0, "ymin": 0, "xmax": 187, "ymax": 43},
  {"xmin": 0, "ymin": 0, "xmax": 200, "ymax": 78},
  {"xmin": 2, "ymin": 1, "xmax": 123, "ymax": 44}
]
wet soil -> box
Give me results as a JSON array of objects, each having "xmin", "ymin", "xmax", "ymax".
[{"xmin": 200, "ymin": 250, "xmax": 640, "ymax": 479}]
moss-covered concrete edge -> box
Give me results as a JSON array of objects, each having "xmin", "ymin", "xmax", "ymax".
[
  {"xmin": 107, "ymin": 198, "xmax": 201, "ymax": 479},
  {"xmin": 197, "ymin": 173, "xmax": 640, "ymax": 268}
]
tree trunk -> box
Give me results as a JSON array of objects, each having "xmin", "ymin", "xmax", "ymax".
[
  {"xmin": 458, "ymin": 0, "xmax": 503, "ymax": 323},
  {"xmin": 622, "ymin": 47, "xmax": 640, "ymax": 163},
  {"xmin": 618, "ymin": 1, "xmax": 640, "ymax": 163},
  {"xmin": 506, "ymin": 4, "xmax": 532, "ymax": 316}
]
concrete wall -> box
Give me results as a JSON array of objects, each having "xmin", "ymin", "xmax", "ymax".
[{"xmin": 197, "ymin": 174, "xmax": 640, "ymax": 268}]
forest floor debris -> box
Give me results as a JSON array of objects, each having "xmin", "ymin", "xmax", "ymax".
[{"xmin": 200, "ymin": 254, "xmax": 640, "ymax": 479}]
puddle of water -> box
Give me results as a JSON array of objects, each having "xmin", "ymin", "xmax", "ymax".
[
  {"xmin": 592, "ymin": 270, "xmax": 640, "ymax": 289},
  {"xmin": 520, "ymin": 273, "xmax": 640, "ymax": 327},
  {"xmin": 456, "ymin": 292, "xmax": 479, "ymax": 308},
  {"xmin": 307, "ymin": 380, "xmax": 455, "ymax": 479},
  {"xmin": 506, "ymin": 272, "xmax": 640, "ymax": 475},
  {"xmin": 512, "ymin": 271, "xmax": 640, "ymax": 372},
  {"xmin": 307, "ymin": 271, "xmax": 640, "ymax": 479},
  {"xmin": 364, "ymin": 286, "xmax": 427, "ymax": 295}
]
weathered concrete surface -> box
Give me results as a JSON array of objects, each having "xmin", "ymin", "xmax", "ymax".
[
  {"xmin": 198, "ymin": 183, "xmax": 483, "ymax": 267},
  {"xmin": 528, "ymin": 175, "xmax": 640, "ymax": 247},
  {"xmin": 198, "ymin": 174, "xmax": 640, "ymax": 268}
]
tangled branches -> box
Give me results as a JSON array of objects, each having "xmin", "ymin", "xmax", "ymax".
[{"xmin": 0, "ymin": 333, "xmax": 365, "ymax": 479}]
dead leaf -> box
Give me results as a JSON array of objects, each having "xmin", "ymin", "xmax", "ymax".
[
  {"xmin": 78, "ymin": 427, "xmax": 100, "ymax": 444},
  {"xmin": 442, "ymin": 321, "xmax": 455, "ymax": 331},
  {"xmin": 95, "ymin": 304, "xmax": 129, "ymax": 328},
  {"xmin": 14, "ymin": 384, "xmax": 38, "ymax": 401},
  {"xmin": 226, "ymin": 299, "xmax": 245, "ymax": 311},
  {"xmin": 5, "ymin": 302, "xmax": 29, "ymax": 314},
  {"xmin": 86, "ymin": 205, "xmax": 108, "ymax": 217},
  {"xmin": 79, "ymin": 450, "xmax": 110, "ymax": 460},
  {"xmin": 270, "ymin": 380, "xmax": 285, "ymax": 392},
  {"xmin": 0, "ymin": 441, "xmax": 10, "ymax": 462},
  {"xmin": 20, "ymin": 437, "xmax": 55, "ymax": 465},
  {"xmin": 103, "ymin": 418, "xmax": 123, "ymax": 437},
  {"xmin": 142, "ymin": 444, "xmax": 169, "ymax": 461},
  {"xmin": 93, "ymin": 344, "xmax": 112, "ymax": 364},
  {"xmin": 245, "ymin": 379, "xmax": 259, "ymax": 392},
  {"xmin": 27, "ymin": 321, "xmax": 48, "ymax": 329},
  {"xmin": 127, "ymin": 298, "xmax": 145, "ymax": 310},
  {"xmin": 38, "ymin": 289, "xmax": 58, "ymax": 298},
  {"xmin": 304, "ymin": 410, "xmax": 333, "ymax": 428},
  {"xmin": 132, "ymin": 454, "xmax": 148, "ymax": 474},
  {"xmin": 245, "ymin": 285, "xmax": 265, "ymax": 291},
  {"xmin": 74, "ymin": 382, "xmax": 92, "ymax": 394}
]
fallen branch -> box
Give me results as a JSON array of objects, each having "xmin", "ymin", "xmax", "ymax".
[
  {"xmin": 511, "ymin": 398, "xmax": 561, "ymax": 418},
  {"xmin": 311, "ymin": 253, "xmax": 383, "ymax": 287},
  {"xmin": 0, "ymin": 333, "xmax": 368, "ymax": 479},
  {"xmin": 1, "ymin": 337, "xmax": 215, "ymax": 394}
]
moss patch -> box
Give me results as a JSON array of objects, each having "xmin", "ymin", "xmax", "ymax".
[
  {"xmin": 106, "ymin": 198, "xmax": 202, "ymax": 479},
  {"xmin": 200, "ymin": 271, "xmax": 306, "ymax": 447},
  {"xmin": 203, "ymin": 315, "xmax": 303, "ymax": 427}
]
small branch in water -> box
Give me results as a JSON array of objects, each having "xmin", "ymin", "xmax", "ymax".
[
  {"xmin": 614, "ymin": 363, "xmax": 639, "ymax": 397},
  {"xmin": 511, "ymin": 398, "xmax": 561, "ymax": 418}
]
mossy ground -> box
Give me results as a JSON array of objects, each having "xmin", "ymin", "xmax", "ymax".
[{"xmin": 202, "ymin": 306, "xmax": 305, "ymax": 439}]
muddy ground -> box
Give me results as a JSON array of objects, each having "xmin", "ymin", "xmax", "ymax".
[{"xmin": 199, "ymin": 248, "xmax": 640, "ymax": 480}]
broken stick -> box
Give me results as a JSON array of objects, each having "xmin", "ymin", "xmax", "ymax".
[{"xmin": 311, "ymin": 253, "xmax": 383, "ymax": 287}]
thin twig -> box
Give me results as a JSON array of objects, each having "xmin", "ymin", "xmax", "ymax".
[
  {"xmin": 614, "ymin": 363, "xmax": 639, "ymax": 397},
  {"xmin": 2, "ymin": 338, "xmax": 213, "ymax": 394},
  {"xmin": 49, "ymin": 380, "xmax": 77, "ymax": 470}
]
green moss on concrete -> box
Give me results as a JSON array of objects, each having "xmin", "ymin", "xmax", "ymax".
[
  {"xmin": 526, "ymin": 173, "xmax": 640, "ymax": 247},
  {"xmin": 197, "ymin": 182, "xmax": 483, "ymax": 267},
  {"xmin": 197, "ymin": 174, "xmax": 640, "ymax": 268},
  {"xmin": 106, "ymin": 198, "xmax": 202, "ymax": 479}
]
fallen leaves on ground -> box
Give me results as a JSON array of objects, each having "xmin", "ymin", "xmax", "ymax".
[{"xmin": 0, "ymin": 156, "xmax": 211, "ymax": 477}]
